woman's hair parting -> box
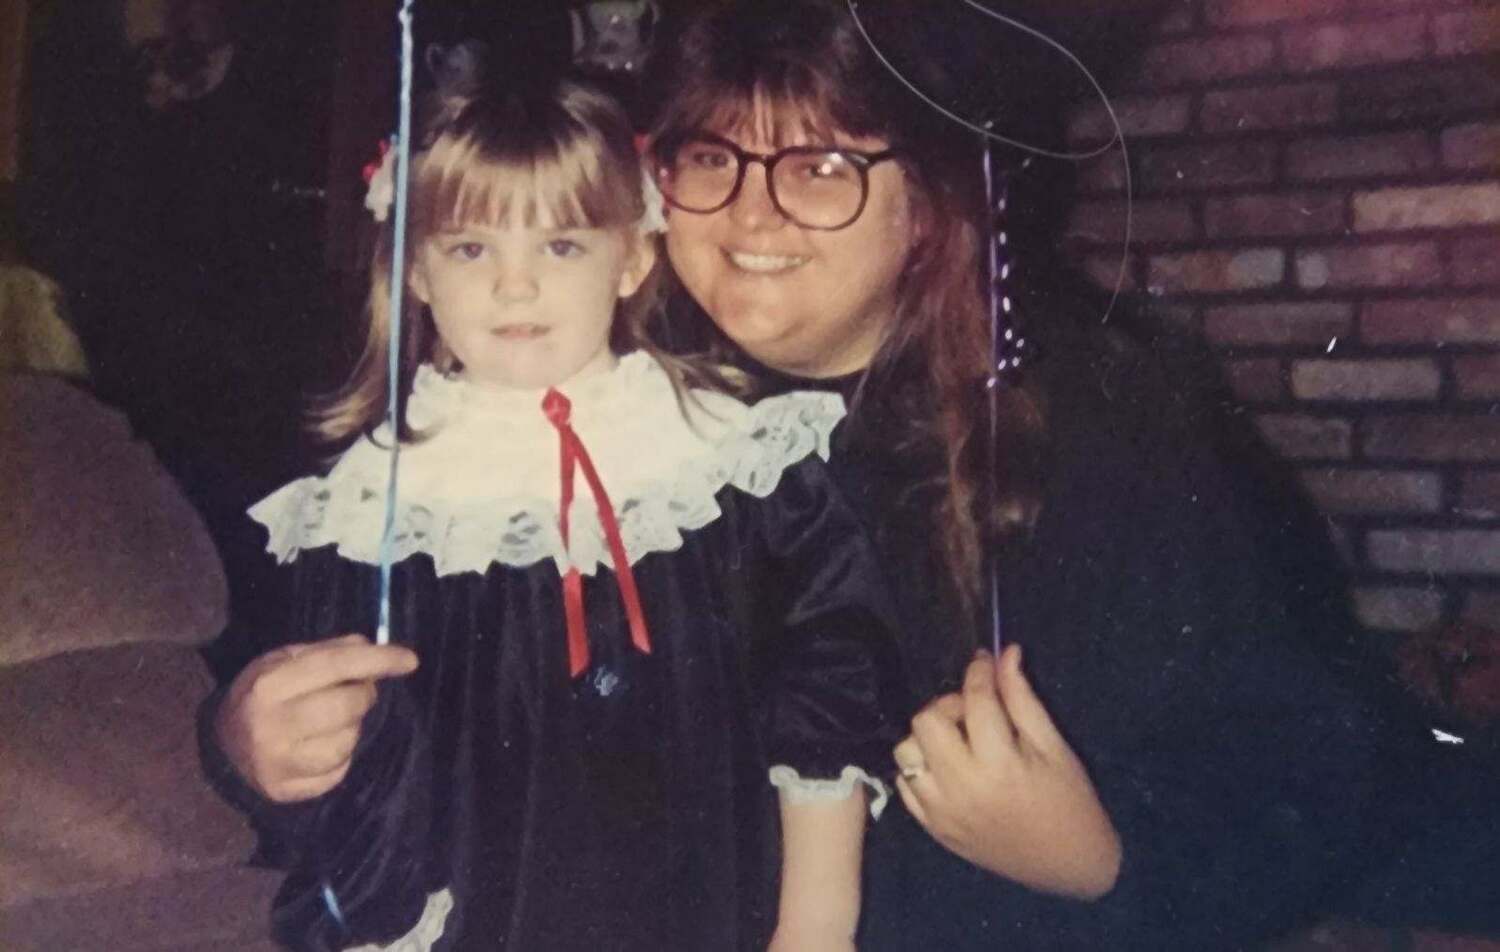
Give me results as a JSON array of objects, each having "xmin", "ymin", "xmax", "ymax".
[
  {"xmin": 647, "ymin": 0, "xmax": 1046, "ymax": 634},
  {"xmin": 316, "ymin": 76, "xmax": 683, "ymax": 445}
]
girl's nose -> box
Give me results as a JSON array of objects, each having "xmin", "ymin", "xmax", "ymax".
[
  {"xmin": 492, "ymin": 260, "xmax": 539, "ymax": 302},
  {"xmin": 727, "ymin": 164, "xmax": 786, "ymax": 232}
]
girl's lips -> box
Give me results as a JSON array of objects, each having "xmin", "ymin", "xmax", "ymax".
[
  {"xmin": 490, "ymin": 324, "xmax": 550, "ymax": 339},
  {"xmin": 724, "ymin": 250, "xmax": 810, "ymax": 274}
]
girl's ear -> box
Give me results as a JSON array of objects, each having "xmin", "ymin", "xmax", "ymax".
[
  {"xmin": 617, "ymin": 235, "xmax": 658, "ymax": 298},
  {"xmin": 409, "ymin": 257, "xmax": 432, "ymax": 304}
]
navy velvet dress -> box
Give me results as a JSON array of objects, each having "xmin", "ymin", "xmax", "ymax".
[{"xmin": 206, "ymin": 354, "xmax": 901, "ymax": 952}]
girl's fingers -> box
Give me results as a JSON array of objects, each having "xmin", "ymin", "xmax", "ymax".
[
  {"xmin": 961, "ymin": 653, "xmax": 1018, "ymax": 762},
  {"xmin": 995, "ymin": 645, "xmax": 1065, "ymax": 752},
  {"xmin": 272, "ymin": 761, "xmax": 353, "ymax": 804},
  {"xmin": 274, "ymin": 639, "xmax": 419, "ymax": 702}
]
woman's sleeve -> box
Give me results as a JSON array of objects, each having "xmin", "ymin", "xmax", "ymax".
[
  {"xmin": 748, "ymin": 456, "xmax": 907, "ymax": 818},
  {"xmin": 196, "ymin": 548, "xmax": 439, "ymax": 951}
]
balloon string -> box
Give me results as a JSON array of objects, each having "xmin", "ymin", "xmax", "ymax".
[
  {"xmin": 321, "ymin": 0, "xmax": 414, "ymax": 932},
  {"xmin": 375, "ymin": 0, "xmax": 417, "ymax": 648},
  {"xmin": 845, "ymin": 0, "xmax": 1134, "ymax": 324}
]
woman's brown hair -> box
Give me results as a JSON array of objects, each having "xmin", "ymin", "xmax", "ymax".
[
  {"xmin": 316, "ymin": 78, "xmax": 702, "ymax": 445},
  {"xmin": 646, "ymin": 0, "xmax": 1046, "ymax": 633}
]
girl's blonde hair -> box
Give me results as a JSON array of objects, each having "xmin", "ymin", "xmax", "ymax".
[{"xmin": 316, "ymin": 78, "xmax": 705, "ymax": 445}]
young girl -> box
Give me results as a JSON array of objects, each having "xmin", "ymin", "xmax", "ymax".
[{"xmin": 208, "ymin": 80, "xmax": 899, "ymax": 951}]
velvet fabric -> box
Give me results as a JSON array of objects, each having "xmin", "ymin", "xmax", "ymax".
[{"xmin": 206, "ymin": 454, "xmax": 901, "ymax": 951}]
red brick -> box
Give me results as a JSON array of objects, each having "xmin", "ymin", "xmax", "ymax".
[
  {"xmin": 1460, "ymin": 471, "xmax": 1500, "ymax": 519},
  {"xmin": 1368, "ymin": 529, "xmax": 1500, "ymax": 575},
  {"xmin": 1256, "ymin": 413, "xmax": 1353, "ymax": 458},
  {"xmin": 1451, "ymin": 234, "xmax": 1500, "ymax": 287},
  {"xmin": 1363, "ymin": 415, "xmax": 1500, "ymax": 462},
  {"xmin": 1077, "ymin": 152, "xmax": 1129, "ymax": 194},
  {"xmin": 1068, "ymin": 95, "xmax": 1191, "ymax": 144},
  {"xmin": 1136, "ymin": 35, "xmax": 1279, "ymax": 88},
  {"xmin": 1354, "ymin": 183, "xmax": 1500, "ymax": 233},
  {"xmin": 1352, "ymin": 586, "xmax": 1445, "ymax": 632},
  {"xmin": 1344, "ymin": 63, "xmax": 1500, "ymax": 125},
  {"xmin": 1205, "ymin": 0, "xmax": 1348, "ymax": 26},
  {"xmin": 1363, "ymin": 298, "xmax": 1500, "ymax": 345},
  {"xmin": 1149, "ymin": 248, "xmax": 1285, "ymax": 293},
  {"xmin": 1224, "ymin": 358, "xmax": 1286, "ymax": 401},
  {"xmin": 1457, "ymin": 354, "xmax": 1500, "ymax": 399},
  {"xmin": 1433, "ymin": 8, "xmax": 1500, "ymax": 57},
  {"xmin": 1201, "ymin": 83, "xmax": 1337, "ymax": 133},
  {"xmin": 1292, "ymin": 359, "xmax": 1441, "ymax": 401},
  {"xmin": 1204, "ymin": 192, "xmax": 1346, "ymax": 238},
  {"xmin": 1286, "ymin": 131, "xmax": 1436, "ymax": 181},
  {"xmin": 1442, "ymin": 122, "xmax": 1500, "ymax": 171},
  {"xmin": 1204, "ymin": 301, "xmax": 1353, "ymax": 346},
  {"xmin": 1083, "ymin": 253, "xmax": 1139, "ymax": 292},
  {"xmin": 1296, "ymin": 243, "xmax": 1443, "ymax": 290},
  {"xmin": 1281, "ymin": 16, "xmax": 1428, "ymax": 73},
  {"xmin": 1157, "ymin": 4, "xmax": 1197, "ymax": 34},
  {"xmin": 1462, "ymin": 591, "xmax": 1500, "ymax": 626},
  {"xmin": 1065, "ymin": 199, "xmax": 1197, "ymax": 245},
  {"xmin": 1302, "ymin": 468, "xmax": 1444, "ymax": 514},
  {"xmin": 1141, "ymin": 141, "xmax": 1277, "ymax": 191}
]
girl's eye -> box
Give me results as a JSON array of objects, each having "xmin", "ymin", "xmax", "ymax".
[
  {"xmin": 547, "ymin": 239, "xmax": 584, "ymax": 258},
  {"xmin": 449, "ymin": 242, "xmax": 485, "ymax": 260}
]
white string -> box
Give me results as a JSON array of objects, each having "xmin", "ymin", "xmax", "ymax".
[{"xmin": 845, "ymin": 0, "xmax": 1134, "ymax": 323}]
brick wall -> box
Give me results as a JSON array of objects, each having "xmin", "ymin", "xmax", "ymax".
[{"xmin": 1065, "ymin": 0, "xmax": 1500, "ymax": 639}]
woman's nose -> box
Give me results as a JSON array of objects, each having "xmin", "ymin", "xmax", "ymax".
[{"xmin": 727, "ymin": 164, "xmax": 786, "ymax": 231}]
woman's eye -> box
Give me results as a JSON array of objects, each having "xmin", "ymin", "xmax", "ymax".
[
  {"xmin": 684, "ymin": 146, "xmax": 733, "ymax": 170},
  {"xmin": 792, "ymin": 154, "xmax": 855, "ymax": 182},
  {"xmin": 547, "ymin": 239, "xmax": 584, "ymax": 258}
]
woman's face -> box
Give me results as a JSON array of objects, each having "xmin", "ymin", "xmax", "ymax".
[{"xmin": 664, "ymin": 115, "xmax": 921, "ymax": 378}]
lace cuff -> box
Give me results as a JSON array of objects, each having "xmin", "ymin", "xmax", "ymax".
[
  {"xmin": 345, "ymin": 888, "xmax": 453, "ymax": 952},
  {"xmin": 768, "ymin": 764, "xmax": 890, "ymax": 820}
]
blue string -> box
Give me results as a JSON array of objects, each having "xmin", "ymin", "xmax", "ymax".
[
  {"xmin": 375, "ymin": 0, "xmax": 417, "ymax": 648},
  {"xmin": 321, "ymin": 0, "xmax": 416, "ymax": 933}
]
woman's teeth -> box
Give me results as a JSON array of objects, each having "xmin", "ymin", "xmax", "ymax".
[{"xmin": 727, "ymin": 251, "xmax": 809, "ymax": 274}]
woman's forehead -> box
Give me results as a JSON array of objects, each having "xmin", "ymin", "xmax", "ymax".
[{"xmin": 701, "ymin": 94, "xmax": 886, "ymax": 151}]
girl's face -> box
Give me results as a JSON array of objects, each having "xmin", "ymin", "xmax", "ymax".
[
  {"xmin": 663, "ymin": 115, "xmax": 921, "ymax": 378},
  {"xmin": 412, "ymin": 217, "xmax": 655, "ymax": 391}
]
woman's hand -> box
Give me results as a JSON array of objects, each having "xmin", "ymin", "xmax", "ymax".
[
  {"xmin": 214, "ymin": 634, "xmax": 419, "ymax": 803},
  {"xmin": 892, "ymin": 645, "xmax": 1122, "ymax": 900}
]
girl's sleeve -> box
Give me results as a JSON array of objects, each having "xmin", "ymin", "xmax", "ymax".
[
  {"xmin": 196, "ymin": 546, "xmax": 439, "ymax": 951},
  {"xmin": 747, "ymin": 455, "xmax": 906, "ymax": 818}
]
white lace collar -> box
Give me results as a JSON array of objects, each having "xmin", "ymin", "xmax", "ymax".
[{"xmin": 250, "ymin": 352, "xmax": 845, "ymax": 576}]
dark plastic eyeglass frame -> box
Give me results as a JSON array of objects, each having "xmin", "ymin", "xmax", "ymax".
[{"xmin": 654, "ymin": 131, "xmax": 903, "ymax": 231}]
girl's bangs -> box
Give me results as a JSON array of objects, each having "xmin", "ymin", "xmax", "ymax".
[{"xmin": 416, "ymin": 130, "xmax": 642, "ymax": 233}]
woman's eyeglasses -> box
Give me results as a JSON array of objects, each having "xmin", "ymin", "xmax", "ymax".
[{"xmin": 653, "ymin": 132, "xmax": 901, "ymax": 231}]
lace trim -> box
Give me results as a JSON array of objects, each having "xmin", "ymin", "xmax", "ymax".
[
  {"xmin": 345, "ymin": 888, "xmax": 453, "ymax": 952},
  {"xmin": 251, "ymin": 376, "xmax": 844, "ymax": 578},
  {"xmin": 769, "ymin": 765, "xmax": 890, "ymax": 821}
]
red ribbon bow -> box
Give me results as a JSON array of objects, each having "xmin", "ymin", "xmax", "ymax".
[{"xmin": 542, "ymin": 388, "xmax": 652, "ymax": 677}]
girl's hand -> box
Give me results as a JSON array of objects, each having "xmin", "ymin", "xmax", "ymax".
[
  {"xmin": 892, "ymin": 645, "xmax": 1122, "ymax": 900},
  {"xmin": 215, "ymin": 634, "xmax": 419, "ymax": 803}
]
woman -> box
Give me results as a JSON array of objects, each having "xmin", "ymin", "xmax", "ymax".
[{"xmin": 644, "ymin": 1, "xmax": 1411, "ymax": 947}]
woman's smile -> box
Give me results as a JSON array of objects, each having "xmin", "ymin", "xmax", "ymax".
[{"xmin": 724, "ymin": 249, "xmax": 811, "ymax": 274}]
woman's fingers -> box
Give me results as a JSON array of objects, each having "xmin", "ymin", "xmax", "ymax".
[
  {"xmin": 909, "ymin": 698, "xmax": 971, "ymax": 777},
  {"xmin": 290, "ymin": 726, "xmax": 361, "ymax": 775},
  {"xmin": 994, "ymin": 645, "xmax": 1065, "ymax": 753},
  {"xmin": 895, "ymin": 774, "xmax": 932, "ymax": 829},
  {"xmin": 960, "ymin": 652, "xmax": 1017, "ymax": 762},
  {"xmin": 272, "ymin": 637, "xmax": 419, "ymax": 702}
]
